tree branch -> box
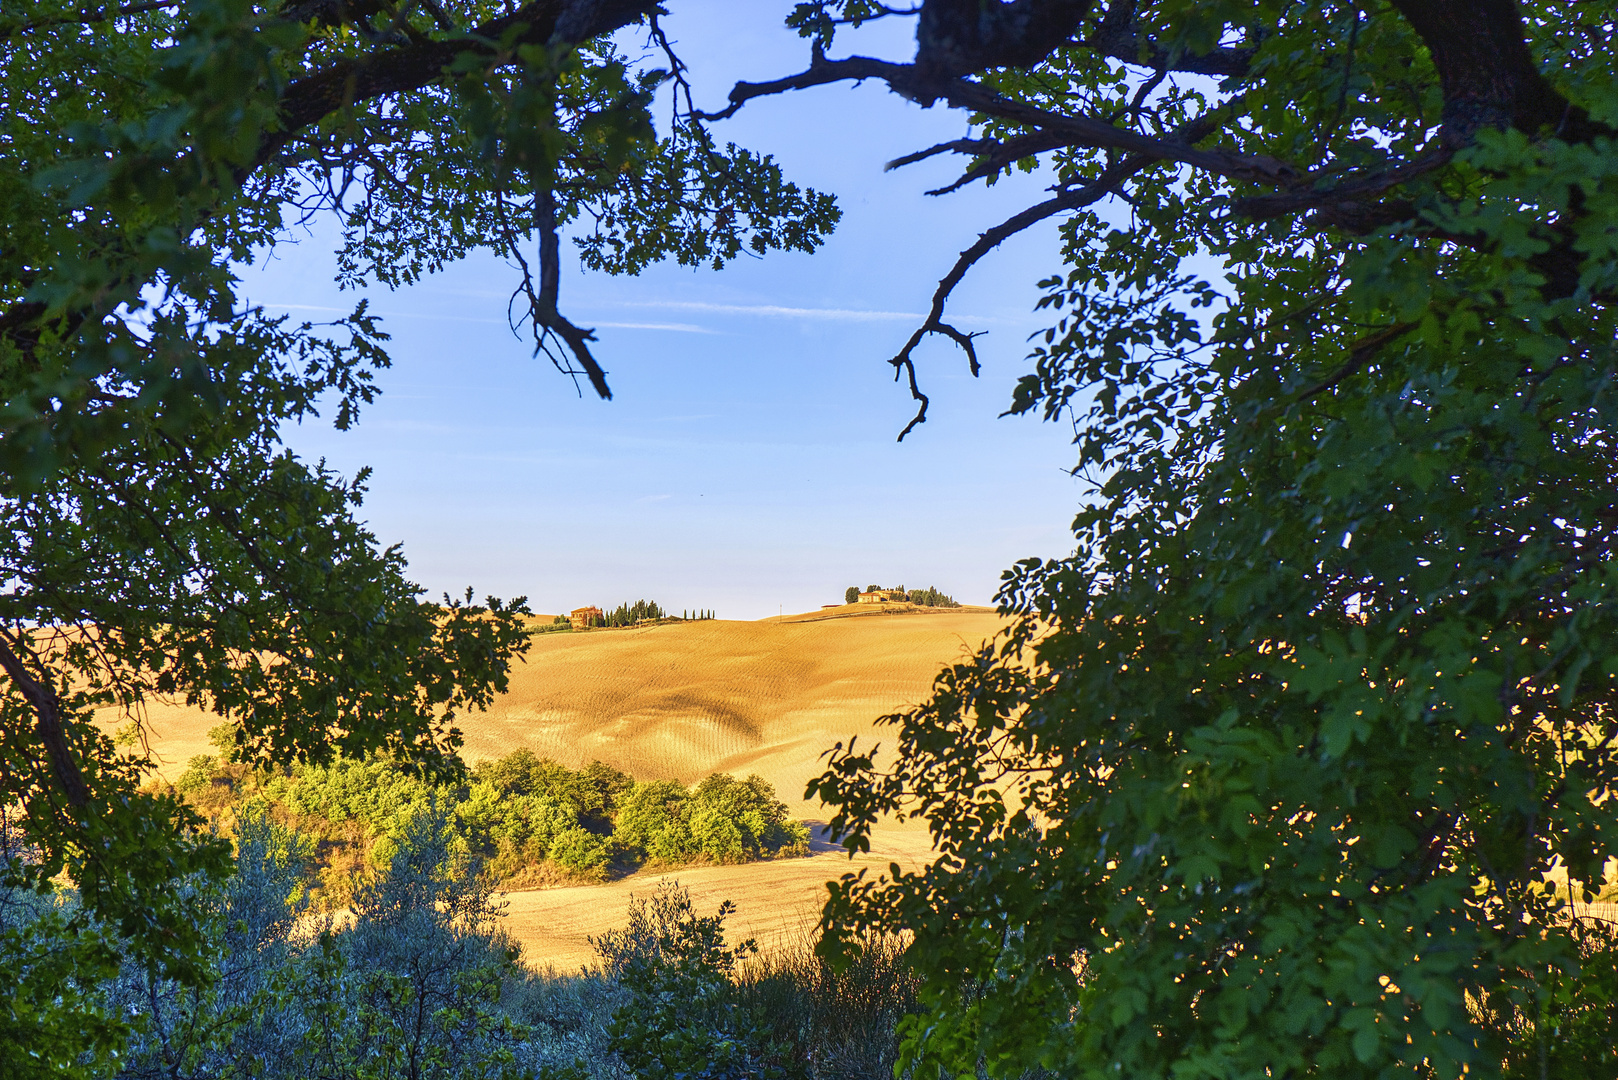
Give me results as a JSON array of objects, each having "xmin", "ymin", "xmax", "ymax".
[
  {"xmin": 889, "ymin": 131, "xmax": 1077, "ymax": 197},
  {"xmin": 1231, "ymin": 147, "xmax": 1454, "ymax": 223},
  {"xmin": 699, "ymin": 54, "xmax": 1297, "ymax": 185},
  {"xmin": 914, "ymin": 0, "xmax": 1093, "ymax": 80},
  {"xmin": 0, "ymin": 630, "xmax": 90, "ymax": 810},
  {"xmin": 246, "ymin": 0, "xmax": 660, "ymax": 177},
  {"xmin": 892, "ymin": 152, "xmax": 1153, "ymax": 439},
  {"xmin": 1389, "ymin": 0, "xmax": 1599, "ymax": 144},
  {"xmin": 1294, "ymin": 322, "xmax": 1417, "ymax": 403},
  {"xmin": 0, "ymin": 0, "xmax": 177, "ymax": 40},
  {"xmin": 529, "ymin": 185, "xmax": 612, "ymax": 399},
  {"xmin": 1085, "ymin": 0, "xmax": 1253, "ymax": 78}
]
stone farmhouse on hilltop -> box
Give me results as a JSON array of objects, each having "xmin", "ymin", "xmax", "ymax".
[
  {"xmin": 857, "ymin": 588, "xmax": 907, "ymax": 604},
  {"xmin": 569, "ymin": 606, "xmax": 603, "ymax": 630}
]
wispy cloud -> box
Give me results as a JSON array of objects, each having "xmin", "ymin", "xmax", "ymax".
[
  {"xmin": 259, "ymin": 302, "xmax": 504, "ymax": 325},
  {"xmin": 265, "ymin": 296, "xmax": 1013, "ymax": 329},
  {"xmin": 614, "ymin": 299, "xmax": 924, "ymax": 322},
  {"xmin": 593, "ymin": 321, "xmax": 717, "ymax": 334}
]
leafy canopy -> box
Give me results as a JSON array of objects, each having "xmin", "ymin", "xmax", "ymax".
[
  {"xmin": 744, "ymin": 1, "xmax": 1618, "ymax": 1077},
  {"xmin": 0, "ymin": 0, "xmax": 832, "ymax": 1010},
  {"xmin": 7, "ymin": 0, "xmax": 1618, "ymax": 1076}
]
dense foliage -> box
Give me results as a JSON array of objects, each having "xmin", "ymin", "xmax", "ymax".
[
  {"xmin": 8, "ymin": 0, "xmax": 1618, "ymax": 1075},
  {"xmin": 174, "ymin": 745, "xmax": 808, "ymax": 906},
  {"xmin": 10, "ymin": 812, "xmax": 1604, "ymax": 1080},
  {"xmin": 0, "ymin": 0, "xmax": 832, "ymax": 1001},
  {"xmin": 794, "ymin": 2, "xmax": 1618, "ymax": 1078},
  {"xmin": 0, "ymin": 819, "xmax": 914, "ymax": 1080}
]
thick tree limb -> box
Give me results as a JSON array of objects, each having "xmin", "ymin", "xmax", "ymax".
[
  {"xmin": 1086, "ymin": 0, "xmax": 1252, "ymax": 78},
  {"xmin": 1389, "ymin": 0, "xmax": 1597, "ymax": 143},
  {"xmin": 699, "ymin": 54, "xmax": 1296, "ymax": 185},
  {"xmin": 1232, "ymin": 148, "xmax": 1454, "ymax": 223},
  {"xmin": 246, "ymin": 0, "xmax": 660, "ymax": 176},
  {"xmin": 915, "ymin": 0, "xmax": 1093, "ymax": 80},
  {"xmin": 1294, "ymin": 322, "xmax": 1418, "ymax": 403},
  {"xmin": 240, "ymin": 0, "xmax": 649, "ymax": 393},
  {"xmin": 0, "ymin": 631, "xmax": 90, "ymax": 810},
  {"xmin": 524, "ymin": 186, "xmax": 612, "ymax": 399},
  {"xmin": 0, "ymin": 0, "xmax": 178, "ymax": 39}
]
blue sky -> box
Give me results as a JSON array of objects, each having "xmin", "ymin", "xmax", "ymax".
[{"xmin": 247, "ymin": 3, "xmax": 1090, "ymax": 620}]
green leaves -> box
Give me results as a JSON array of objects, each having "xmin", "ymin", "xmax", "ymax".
[
  {"xmin": 0, "ymin": 0, "xmax": 845, "ymax": 1042},
  {"xmin": 811, "ymin": 3, "xmax": 1618, "ymax": 1077}
]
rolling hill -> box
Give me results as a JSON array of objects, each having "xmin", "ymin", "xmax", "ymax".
[{"xmin": 124, "ymin": 603, "xmax": 1007, "ymax": 968}]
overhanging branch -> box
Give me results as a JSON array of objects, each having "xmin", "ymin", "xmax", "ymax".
[
  {"xmin": 699, "ymin": 53, "xmax": 1297, "ymax": 186},
  {"xmin": 892, "ymin": 153, "xmax": 1154, "ymax": 439},
  {"xmin": 0, "ymin": 630, "xmax": 90, "ymax": 811}
]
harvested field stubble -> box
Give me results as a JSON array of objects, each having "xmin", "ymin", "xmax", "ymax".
[
  {"xmin": 460, "ymin": 609, "xmax": 1003, "ymax": 816},
  {"xmin": 125, "ymin": 607, "xmax": 1004, "ymax": 817}
]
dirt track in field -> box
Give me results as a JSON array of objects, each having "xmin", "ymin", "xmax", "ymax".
[{"xmin": 126, "ymin": 605, "xmax": 1005, "ymax": 968}]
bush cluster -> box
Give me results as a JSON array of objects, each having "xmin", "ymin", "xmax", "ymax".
[
  {"xmin": 7, "ymin": 817, "xmax": 1609, "ymax": 1080},
  {"xmin": 173, "ymin": 744, "xmax": 808, "ymax": 909}
]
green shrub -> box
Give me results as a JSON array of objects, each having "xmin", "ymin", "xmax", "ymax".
[
  {"xmin": 614, "ymin": 780, "xmax": 696, "ymax": 864},
  {"xmin": 175, "ymin": 755, "xmax": 217, "ymax": 796},
  {"xmin": 170, "ymin": 752, "xmax": 807, "ymax": 900},
  {"xmin": 613, "ymin": 774, "xmax": 807, "ymax": 867},
  {"xmin": 266, "ymin": 756, "xmax": 454, "ymax": 838},
  {"xmin": 472, "ymin": 751, "xmax": 631, "ymax": 834},
  {"xmin": 689, "ymin": 774, "xmax": 809, "ymax": 861},
  {"xmin": 593, "ymin": 882, "xmax": 807, "ymax": 1080},
  {"xmin": 547, "ymin": 828, "xmax": 613, "ymax": 879}
]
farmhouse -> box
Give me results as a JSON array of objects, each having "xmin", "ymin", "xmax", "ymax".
[
  {"xmin": 857, "ymin": 588, "xmax": 907, "ymax": 604},
  {"xmin": 569, "ymin": 606, "xmax": 603, "ymax": 630}
]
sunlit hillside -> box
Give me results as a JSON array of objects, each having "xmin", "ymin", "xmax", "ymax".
[
  {"xmin": 124, "ymin": 604, "xmax": 1005, "ymax": 968},
  {"xmin": 129, "ymin": 604, "xmax": 1004, "ymax": 818}
]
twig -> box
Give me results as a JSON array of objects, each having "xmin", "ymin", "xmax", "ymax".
[
  {"xmin": 697, "ymin": 54, "xmax": 1299, "ymax": 186},
  {"xmin": 0, "ymin": 0, "xmax": 176, "ymax": 39},
  {"xmin": 891, "ymin": 153, "xmax": 1154, "ymax": 439}
]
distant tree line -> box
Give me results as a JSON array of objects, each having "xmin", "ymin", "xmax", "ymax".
[
  {"xmin": 173, "ymin": 740, "xmax": 807, "ymax": 909},
  {"xmin": 534, "ymin": 606, "xmax": 714, "ymax": 633},
  {"xmin": 603, "ymin": 600, "xmax": 664, "ymax": 627},
  {"xmin": 843, "ymin": 584, "xmax": 961, "ymax": 607}
]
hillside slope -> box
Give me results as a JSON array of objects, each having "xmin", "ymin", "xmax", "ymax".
[
  {"xmin": 129, "ymin": 606, "xmax": 1004, "ymax": 818},
  {"xmin": 124, "ymin": 607, "xmax": 1004, "ymax": 967},
  {"xmin": 460, "ymin": 606, "xmax": 1002, "ymax": 818}
]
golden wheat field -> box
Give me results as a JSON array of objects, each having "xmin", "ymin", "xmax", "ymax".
[{"xmin": 124, "ymin": 604, "xmax": 1007, "ymax": 968}]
